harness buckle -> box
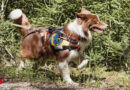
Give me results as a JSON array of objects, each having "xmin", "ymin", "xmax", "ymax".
[{"xmin": 48, "ymin": 26, "xmax": 56, "ymax": 33}]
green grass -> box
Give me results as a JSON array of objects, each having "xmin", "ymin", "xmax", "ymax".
[{"xmin": 0, "ymin": 64, "xmax": 129, "ymax": 89}]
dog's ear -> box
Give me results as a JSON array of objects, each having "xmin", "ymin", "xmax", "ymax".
[
  {"xmin": 75, "ymin": 12, "xmax": 88, "ymax": 20},
  {"xmin": 86, "ymin": 14, "xmax": 99, "ymax": 21},
  {"xmin": 81, "ymin": 8, "xmax": 91, "ymax": 14},
  {"xmin": 75, "ymin": 12, "xmax": 98, "ymax": 22}
]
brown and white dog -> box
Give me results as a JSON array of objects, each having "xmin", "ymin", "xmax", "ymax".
[{"xmin": 9, "ymin": 8, "xmax": 108, "ymax": 84}]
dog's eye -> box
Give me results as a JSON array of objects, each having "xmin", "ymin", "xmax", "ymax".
[
  {"xmin": 89, "ymin": 24, "xmax": 92, "ymax": 28},
  {"xmin": 94, "ymin": 22, "xmax": 97, "ymax": 24},
  {"xmin": 95, "ymin": 21, "xmax": 99, "ymax": 24}
]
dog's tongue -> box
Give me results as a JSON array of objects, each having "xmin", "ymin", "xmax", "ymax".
[{"xmin": 93, "ymin": 29, "xmax": 104, "ymax": 34}]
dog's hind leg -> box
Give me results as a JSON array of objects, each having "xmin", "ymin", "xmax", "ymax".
[
  {"xmin": 19, "ymin": 49, "xmax": 32, "ymax": 69},
  {"xmin": 18, "ymin": 58, "xmax": 25, "ymax": 70}
]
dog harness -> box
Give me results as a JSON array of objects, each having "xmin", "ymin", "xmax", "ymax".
[
  {"xmin": 24, "ymin": 26, "xmax": 80, "ymax": 51},
  {"xmin": 50, "ymin": 29, "xmax": 79, "ymax": 51},
  {"xmin": 50, "ymin": 29, "xmax": 70, "ymax": 49},
  {"xmin": 43, "ymin": 26, "xmax": 80, "ymax": 51}
]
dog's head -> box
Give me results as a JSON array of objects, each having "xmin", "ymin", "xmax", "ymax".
[{"xmin": 75, "ymin": 8, "xmax": 108, "ymax": 34}]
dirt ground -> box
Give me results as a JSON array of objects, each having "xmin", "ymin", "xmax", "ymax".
[
  {"xmin": 0, "ymin": 81, "xmax": 128, "ymax": 90},
  {"xmin": 0, "ymin": 82, "xmax": 84, "ymax": 90}
]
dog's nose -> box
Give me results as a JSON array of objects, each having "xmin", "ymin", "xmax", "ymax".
[
  {"xmin": 107, "ymin": 25, "xmax": 110, "ymax": 28},
  {"xmin": 105, "ymin": 24, "xmax": 109, "ymax": 28},
  {"xmin": 106, "ymin": 24, "xmax": 108, "ymax": 27},
  {"xmin": 107, "ymin": 24, "xmax": 111, "ymax": 29}
]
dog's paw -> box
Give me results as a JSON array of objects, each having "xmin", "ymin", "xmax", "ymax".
[
  {"xmin": 17, "ymin": 66, "xmax": 25, "ymax": 71},
  {"xmin": 66, "ymin": 81, "xmax": 79, "ymax": 86},
  {"xmin": 71, "ymin": 82, "xmax": 79, "ymax": 86}
]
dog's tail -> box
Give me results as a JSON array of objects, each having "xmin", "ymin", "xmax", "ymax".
[{"xmin": 9, "ymin": 9, "xmax": 31, "ymax": 36}]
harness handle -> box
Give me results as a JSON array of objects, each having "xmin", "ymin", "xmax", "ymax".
[{"xmin": 48, "ymin": 26, "xmax": 56, "ymax": 33}]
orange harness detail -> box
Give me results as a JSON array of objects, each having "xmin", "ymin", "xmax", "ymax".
[{"xmin": 44, "ymin": 32, "xmax": 49, "ymax": 43}]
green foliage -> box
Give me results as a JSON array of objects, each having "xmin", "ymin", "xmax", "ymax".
[{"xmin": 0, "ymin": 0, "xmax": 130, "ymax": 70}]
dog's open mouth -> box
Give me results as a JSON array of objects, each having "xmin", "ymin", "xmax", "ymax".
[{"xmin": 90, "ymin": 27, "xmax": 104, "ymax": 34}]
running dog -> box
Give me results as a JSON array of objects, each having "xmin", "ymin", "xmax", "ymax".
[{"xmin": 9, "ymin": 8, "xmax": 108, "ymax": 84}]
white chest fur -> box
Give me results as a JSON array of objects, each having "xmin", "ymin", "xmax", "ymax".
[
  {"xmin": 79, "ymin": 30, "xmax": 92, "ymax": 52},
  {"xmin": 68, "ymin": 19, "xmax": 92, "ymax": 52},
  {"xmin": 68, "ymin": 19, "xmax": 86, "ymax": 38}
]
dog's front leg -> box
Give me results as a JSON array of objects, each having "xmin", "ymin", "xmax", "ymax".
[
  {"xmin": 72, "ymin": 54, "xmax": 88, "ymax": 69},
  {"xmin": 58, "ymin": 60, "xmax": 73, "ymax": 84},
  {"xmin": 77, "ymin": 59, "xmax": 88, "ymax": 69}
]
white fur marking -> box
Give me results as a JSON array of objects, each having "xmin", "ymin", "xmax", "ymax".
[
  {"xmin": 9, "ymin": 9, "xmax": 22, "ymax": 20},
  {"xmin": 99, "ymin": 24, "xmax": 108, "ymax": 29},
  {"xmin": 88, "ymin": 30, "xmax": 92, "ymax": 41},
  {"xmin": 79, "ymin": 30, "xmax": 92, "ymax": 52},
  {"xmin": 67, "ymin": 50, "xmax": 79, "ymax": 62},
  {"xmin": 58, "ymin": 61, "xmax": 73, "ymax": 83},
  {"xmin": 68, "ymin": 19, "xmax": 92, "ymax": 52},
  {"xmin": 77, "ymin": 59, "xmax": 88, "ymax": 69},
  {"xmin": 19, "ymin": 60, "xmax": 25, "ymax": 69},
  {"xmin": 68, "ymin": 19, "xmax": 86, "ymax": 38},
  {"xmin": 96, "ymin": 14, "xmax": 100, "ymax": 21}
]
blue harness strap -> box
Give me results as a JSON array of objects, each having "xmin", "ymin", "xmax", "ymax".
[
  {"xmin": 50, "ymin": 29, "xmax": 79, "ymax": 50},
  {"xmin": 50, "ymin": 29, "xmax": 70, "ymax": 50},
  {"xmin": 52, "ymin": 33, "xmax": 63, "ymax": 45}
]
